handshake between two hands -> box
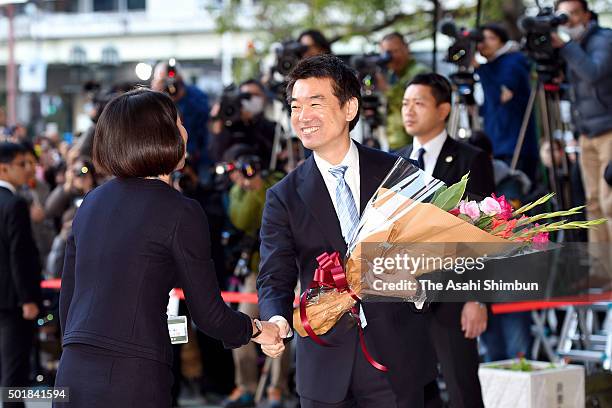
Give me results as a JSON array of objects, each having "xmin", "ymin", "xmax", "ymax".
[{"xmin": 250, "ymin": 318, "xmax": 291, "ymax": 359}]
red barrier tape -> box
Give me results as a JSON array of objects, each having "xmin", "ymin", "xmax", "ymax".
[{"xmin": 41, "ymin": 279, "xmax": 612, "ymax": 314}]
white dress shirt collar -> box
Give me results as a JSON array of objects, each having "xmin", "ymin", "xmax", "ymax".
[
  {"xmin": 410, "ymin": 129, "xmax": 448, "ymax": 175},
  {"xmin": 0, "ymin": 180, "xmax": 17, "ymax": 195},
  {"xmin": 312, "ymin": 138, "xmax": 361, "ymax": 215},
  {"xmin": 312, "ymin": 138, "xmax": 359, "ymax": 175}
]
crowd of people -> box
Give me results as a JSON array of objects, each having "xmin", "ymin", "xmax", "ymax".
[{"xmin": 0, "ymin": 0, "xmax": 611, "ymax": 406}]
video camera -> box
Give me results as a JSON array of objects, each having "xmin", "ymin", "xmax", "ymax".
[
  {"xmin": 518, "ymin": 7, "xmax": 568, "ymax": 80},
  {"xmin": 350, "ymin": 52, "xmax": 392, "ymax": 78},
  {"xmin": 216, "ymin": 85, "xmax": 252, "ymax": 128},
  {"xmin": 275, "ymin": 40, "xmax": 309, "ymax": 76},
  {"xmin": 438, "ymin": 19, "xmax": 483, "ymax": 70},
  {"xmin": 349, "ymin": 53, "xmax": 392, "ymax": 131}
]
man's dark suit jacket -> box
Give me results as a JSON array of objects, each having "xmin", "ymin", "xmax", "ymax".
[
  {"xmin": 0, "ymin": 186, "xmax": 40, "ymax": 311},
  {"xmin": 397, "ymin": 136, "xmax": 495, "ymax": 200},
  {"xmin": 397, "ymin": 136, "xmax": 495, "ymax": 326},
  {"xmin": 257, "ymin": 142, "xmax": 436, "ymax": 406},
  {"xmin": 60, "ymin": 178, "xmax": 252, "ymax": 366}
]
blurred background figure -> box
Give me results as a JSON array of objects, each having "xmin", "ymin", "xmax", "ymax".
[
  {"xmin": 474, "ymin": 23, "xmax": 539, "ymax": 183},
  {"xmin": 152, "ymin": 60, "xmax": 211, "ymax": 182},
  {"xmin": 377, "ymin": 32, "xmax": 428, "ymax": 151},
  {"xmin": 297, "ymin": 29, "xmax": 332, "ymax": 58},
  {"xmin": 219, "ymin": 144, "xmax": 289, "ymax": 408},
  {"xmin": 0, "ymin": 142, "xmax": 41, "ymax": 408}
]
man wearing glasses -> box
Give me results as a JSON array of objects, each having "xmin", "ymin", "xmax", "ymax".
[{"xmin": 0, "ymin": 142, "xmax": 41, "ymax": 406}]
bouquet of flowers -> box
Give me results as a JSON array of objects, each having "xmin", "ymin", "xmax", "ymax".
[{"xmin": 293, "ymin": 158, "xmax": 606, "ymax": 339}]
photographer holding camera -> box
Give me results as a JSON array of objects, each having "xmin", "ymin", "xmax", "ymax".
[
  {"xmin": 473, "ymin": 23, "xmax": 539, "ymax": 182},
  {"xmin": 45, "ymin": 157, "xmax": 96, "ymax": 223},
  {"xmin": 152, "ymin": 60, "xmax": 211, "ymax": 177},
  {"xmin": 377, "ymin": 32, "xmax": 428, "ymax": 151},
  {"xmin": 220, "ymin": 145, "xmax": 289, "ymax": 408},
  {"xmin": 209, "ymin": 79, "xmax": 276, "ymax": 169},
  {"xmin": 550, "ymin": 0, "xmax": 612, "ymax": 243}
]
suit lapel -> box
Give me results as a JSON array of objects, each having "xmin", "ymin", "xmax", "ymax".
[
  {"xmin": 296, "ymin": 156, "xmax": 347, "ymax": 254},
  {"xmin": 432, "ymin": 137, "xmax": 458, "ymax": 183}
]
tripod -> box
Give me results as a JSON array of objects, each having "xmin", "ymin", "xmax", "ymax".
[
  {"xmin": 512, "ymin": 75, "xmax": 572, "ymax": 212},
  {"xmin": 448, "ymin": 71, "xmax": 480, "ymax": 140},
  {"xmin": 269, "ymin": 96, "xmax": 302, "ymax": 172}
]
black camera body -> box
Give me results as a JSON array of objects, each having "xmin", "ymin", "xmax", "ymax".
[
  {"xmin": 275, "ymin": 40, "xmax": 309, "ymax": 76},
  {"xmin": 350, "ymin": 52, "xmax": 392, "ymax": 77},
  {"xmin": 439, "ymin": 19, "xmax": 483, "ymax": 69},
  {"xmin": 519, "ymin": 8, "xmax": 569, "ymax": 80},
  {"xmin": 217, "ymin": 85, "xmax": 252, "ymax": 128},
  {"xmin": 349, "ymin": 52, "xmax": 391, "ymax": 130}
]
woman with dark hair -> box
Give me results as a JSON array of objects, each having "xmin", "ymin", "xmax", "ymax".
[
  {"xmin": 54, "ymin": 88, "xmax": 280, "ymax": 407},
  {"xmin": 298, "ymin": 29, "xmax": 332, "ymax": 57}
]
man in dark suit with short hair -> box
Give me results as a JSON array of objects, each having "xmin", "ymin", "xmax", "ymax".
[
  {"xmin": 257, "ymin": 55, "xmax": 436, "ymax": 408},
  {"xmin": 0, "ymin": 142, "xmax": 41, "ymax": 406},
  {"xmin": 397, "ymin": 73, "xmax": 495, "ymax": 408}
]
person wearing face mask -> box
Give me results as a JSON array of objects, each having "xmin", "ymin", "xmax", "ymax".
[
  {"xmin": 472, "ymin": 23, "xmax": 539, "ymax": 183},
  {"xmin": 209, "ymin": 79, "xmax": 276, "ymax": 169},
  {"xmin": 550, "ymin": 0, "xmax": 612, "ymax": 244}
]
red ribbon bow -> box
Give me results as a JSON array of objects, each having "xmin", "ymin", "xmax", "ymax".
[{"xmin": 299, "ymin": 251, "xmax": 388, "ymax": 372}]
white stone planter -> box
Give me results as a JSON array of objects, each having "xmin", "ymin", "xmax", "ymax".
[{"xmin": 478, "ymin": 360, "xmax": 585, "ymax": 408}]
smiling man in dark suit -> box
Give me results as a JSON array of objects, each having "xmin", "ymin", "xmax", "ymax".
[
  {"xmin": 256, "ymin": 55, "xmax": 436, "ymax": 408},
  {"xmin": 0, "ymin": 142, "xmax": 41, "ymax": 407},
  {"xmin": 397, "ymin": 73, "xmax": 494, "ymax": 408}
]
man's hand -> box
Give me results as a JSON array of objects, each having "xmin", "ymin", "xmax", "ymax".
[
  {"xmin": 461, "ymin": 301, "xmax": 487, "ymax": 339},
  {"xmin": 550, "ymin": 32, "xmax": 567, "ymax": 49},
  {"xmin": 30, "ymin": 204, "xmax": 45, "ymax": 223},
  {"xmin": 22, "ymin": 303, "xmax": 39, "ymax": 320},
  {"xmin": 251, "ymin": 320, "xmax": 281, "ymax": 346},
  {"xmin": 260, "ymin": 318, "xmax": 291, "ymax": 358},
  {"xmin": 500, "ymin": 86, "xmax": 514, "ymax": 104}
]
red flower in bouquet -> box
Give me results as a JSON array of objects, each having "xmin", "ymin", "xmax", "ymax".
[
  {"xmin": 492, "ymin": 194, "xmax": 513, "ymax": 220},
  {"xmin": 497, "ymin": 218, "xmax": 519, "ymax": 239}
]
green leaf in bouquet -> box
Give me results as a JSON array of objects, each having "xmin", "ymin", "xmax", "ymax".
[
  {"xmin": 432, "ymin": 173, "xmax": 469, "ymax": 211},
  {"xmin": 475, "ymin": 215, "xmax": 493, "ymax": 230},
  {"xmin": 430, "ymin": 185, "xmax": 448, "ymax": 204},
  {"xmin": 458, "ymin": 214, "xmax": 473, "ymax": 224},
  {"xmin": 512, "ymin": 193, "xmax": 555, "ymax": 217},
  {"xmin": 524, "ymin": 206, "xmax": 585, "ymax": 224}
]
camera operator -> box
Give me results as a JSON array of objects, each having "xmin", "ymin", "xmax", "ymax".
[
  {"xmin": 377, "ymin": 32, "xmax": 428, "ymax": 151},
  {"xmin": 473, "ymin": 23, "xmax": 539, "ymax": 182},
  {"xmin": 219, "ymin": 145, "xmax": 289, "ymax": 408},
  {"xmin": 550, "ymin": 0, "xmax": 612, "ymax": 243},
  {"xmin": 209, "ymin": 79, "xmax": 276, "ymax": 169},
  {"xmin": 45, "ymin": 157, "xmax": 96, "ymax": 224},
  {"xmin": 152, "ymin": 60, "xmax": 211, "ymax": 178}
]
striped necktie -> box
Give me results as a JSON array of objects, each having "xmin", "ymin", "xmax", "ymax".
[{"xmin": 329, "ymin": 165, "xmax": 359, "ymax": 244}]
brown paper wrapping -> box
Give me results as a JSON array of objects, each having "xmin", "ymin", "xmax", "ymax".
[{"xmin": 293, "ymin": 195, "xmax": 514, "ymax": 338}]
